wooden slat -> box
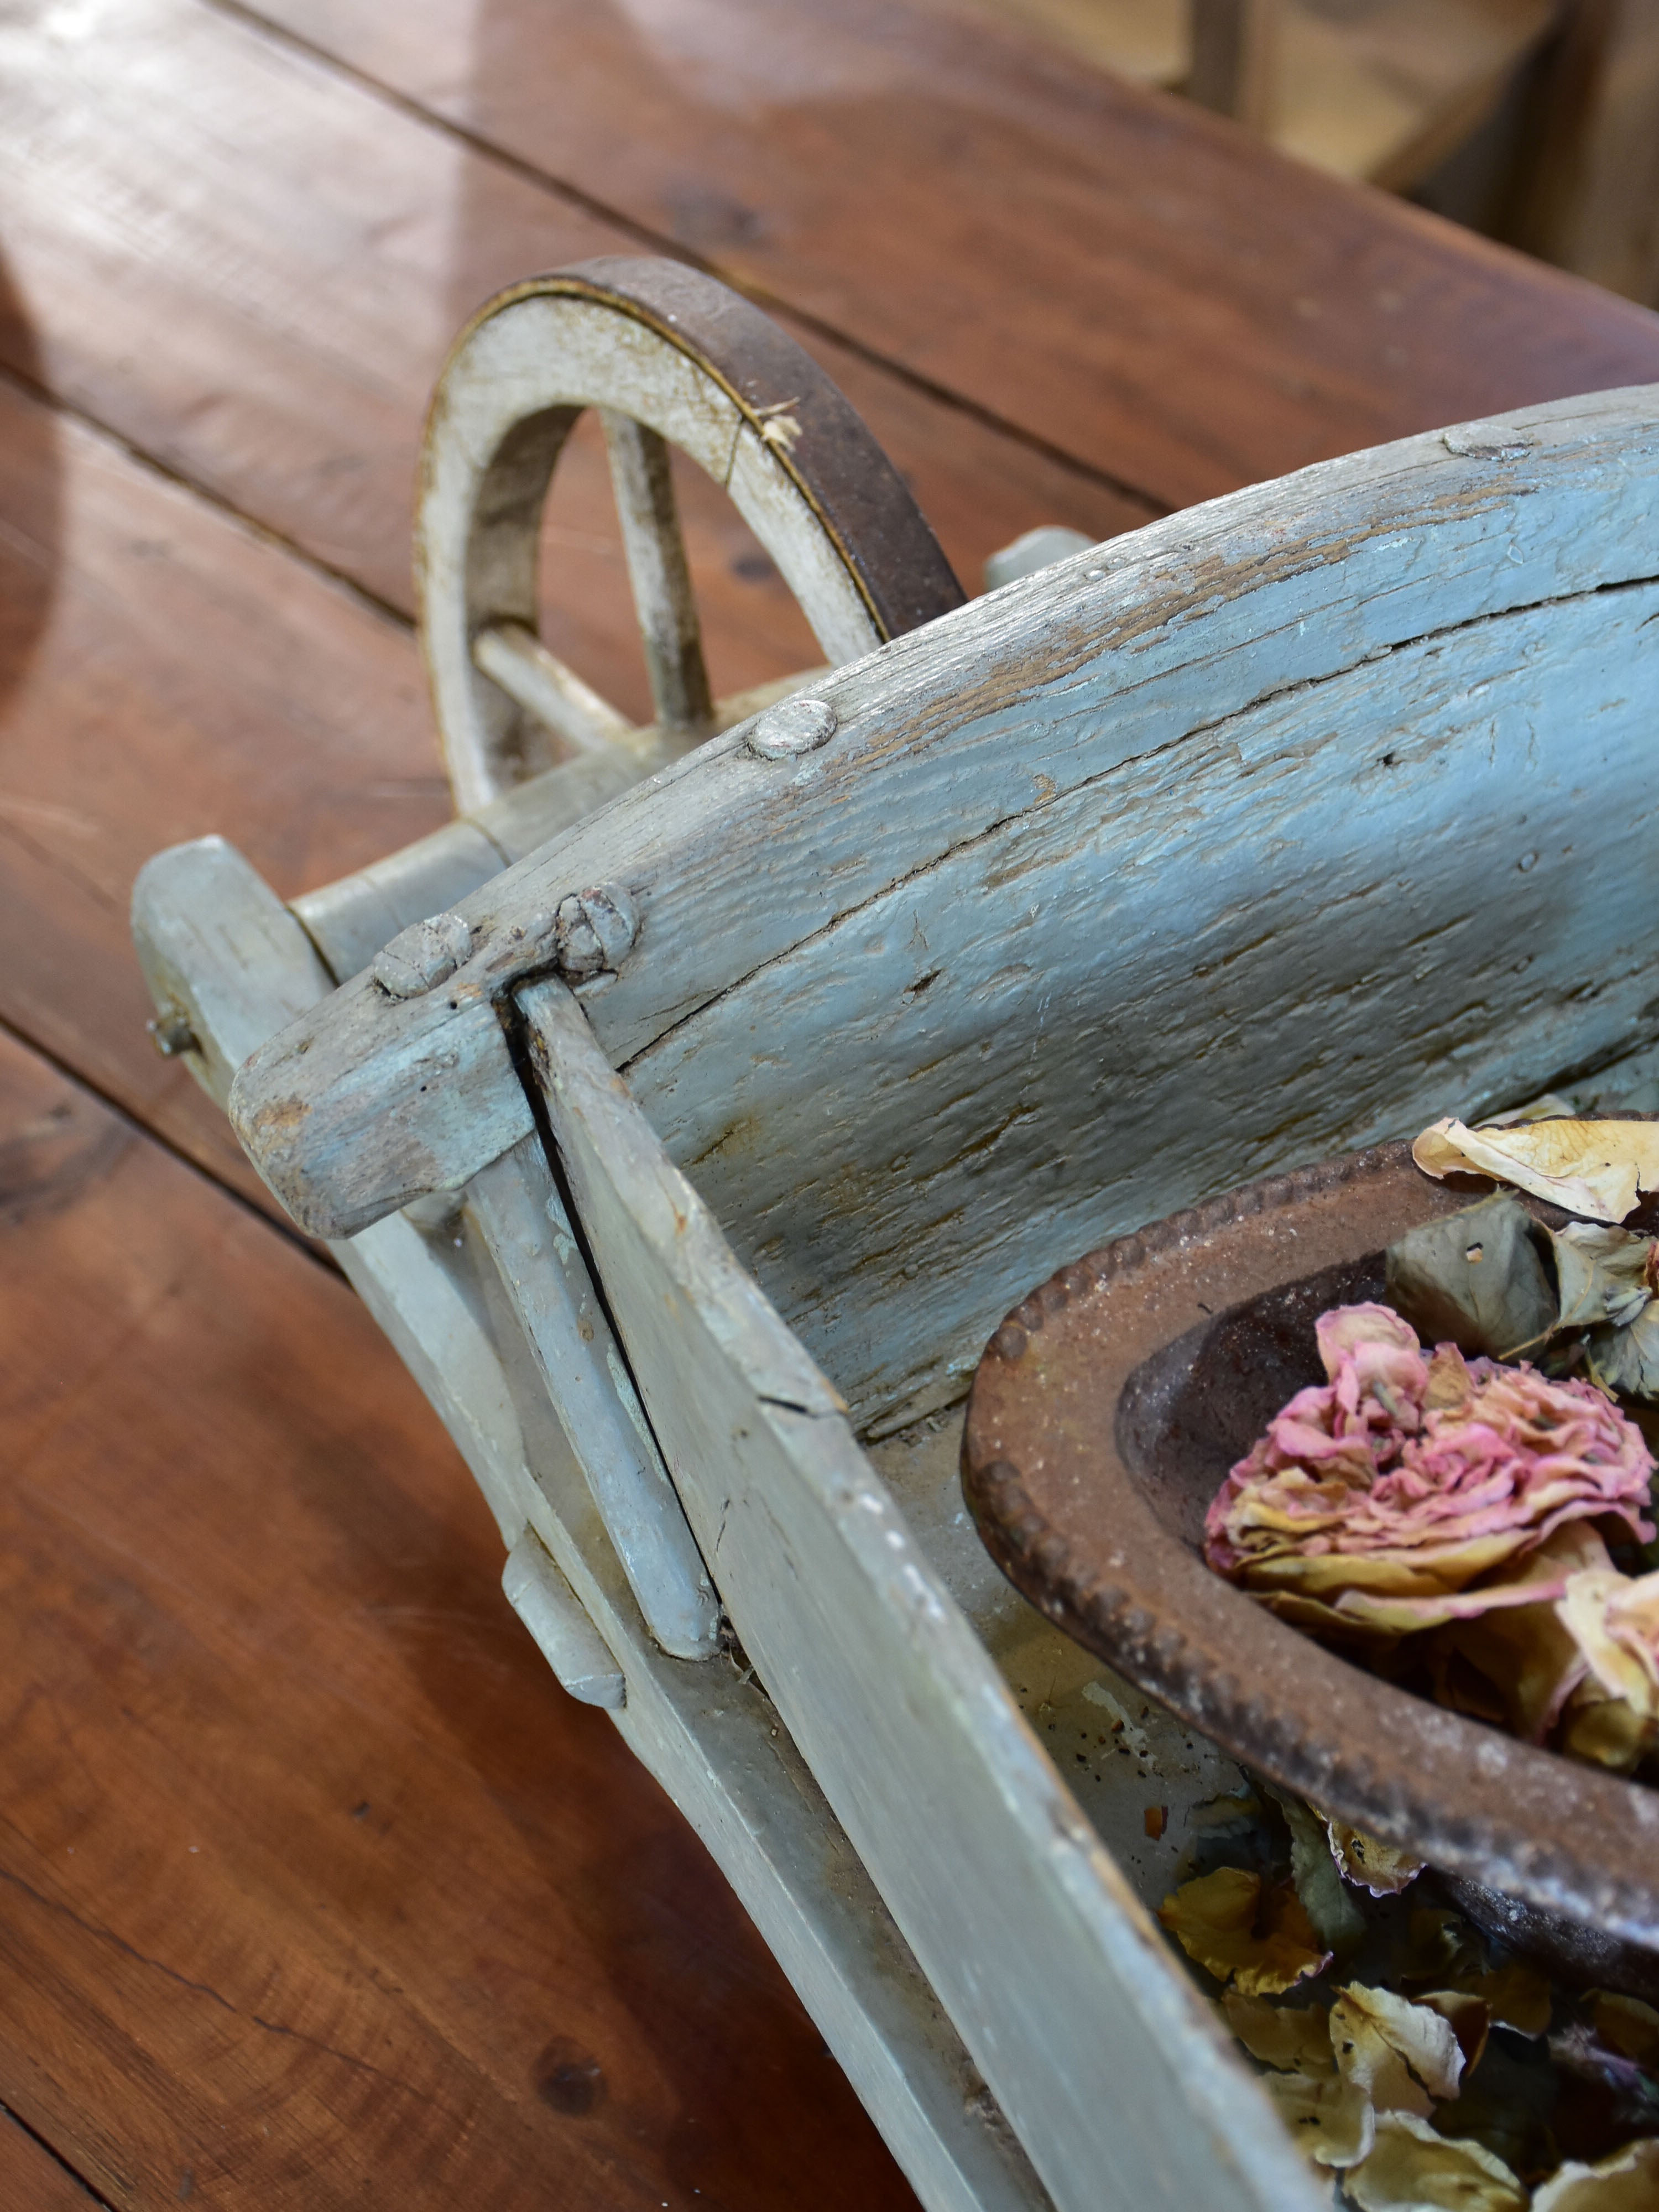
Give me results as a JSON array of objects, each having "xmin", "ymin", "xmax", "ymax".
[
  {"xmin": 225, "ymin": 384, "xmax": 1659, "ymax": 1254},
  {"xmin": 0, "ymin": 0, "xmax": 1147, "ymax": 670},
  {"xmin": 0, "ymin": 1023, "xmax": 919, "ymax": 2210},
  {"xmin": 601, "ymin": 412, "xmax": 715, "ymax": 737},
  {"xmin": 520, "ymin": 977, "xmax": 1319, "ymax": 2212},
  {"xmin": 0, "ymin": 373, "xmax": 440, "ymax": 1212},
  {"xmin": 0, "ymin": 2114, "xmax": 100, "ymax": 2211},
  {"xmin": 467, "ymin": 1136, "xmax": 722, "ymax": 1662},
  {"xmin": 244, "ymin": 0, "xmax": 1659, "ymax": 508},
  {"xmin": 106, "ymin": 837, "xmax": 1042, "ymax": 2212}
]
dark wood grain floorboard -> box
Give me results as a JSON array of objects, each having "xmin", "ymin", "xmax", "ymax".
[
  {"xmin": 0, "ymin": 1027, "xmax": 919, "ymax": 2209},
  {"xmin": 9, "ymin": 2, "xmax": 1647, "ymax": 2202},
  {"xmin": 236, "ymin": 0, "xmax": 1659, "ymax": 509},
  {"xmin": 0, "ymin": 2110, "xmax": 105, "ymax": 2210},
  {"xmin": 0, "ymin": 373, "xmax": 437, "ymax": 1211},
  {"xmin": 0, "ymin": 0, "xmax": 1150, "ymax": 646}
]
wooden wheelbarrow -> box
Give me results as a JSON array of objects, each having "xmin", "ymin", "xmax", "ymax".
[{"xmin": 133, "ymin": 255, "xmax": 1659, "ymax": 2212}]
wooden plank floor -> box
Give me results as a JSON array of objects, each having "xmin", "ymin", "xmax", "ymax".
[{"xmin": 3, "ymin": 0, "xmax": 1658, "ymax": 2203}]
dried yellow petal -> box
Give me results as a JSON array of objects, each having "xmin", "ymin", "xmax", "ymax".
[
  {"xmin": 1437, "ymin": 1521, "xmax": 1608, "ymax": 1743},
  {"xmin": 1156, "ymin": 1866, "xmax": 1332, "ymax": 1996},
  {"xmin": 1347, "ymin": 2111, "xmax": 1526, "ymax": 2212},
  {"xmin": 1223, "ymin": 1988, "xmax": 1337, "ymax": 2075},
  {"xmin": 1397, "ymin": 1910, "xmax": 1486, "ymax": 1990},
  {"xmin": 1331, "ymin": 1983, "xmax": 1465, "ymax": 2112},
  {"xmin": 1557, "ymin": 1567, "xmax": 1659, "ymax": 1725},
  {"xmin": 1264, "ymin": 2067, "xmax": 1375, "ymax": 2170},
  {"xmin": 1559, "ymin": 1681, "xmax": 1655, "ymax": 1773},
  {"xmin": 1420, "ymin": 1990, "xmax": 1491, "ymax": 2078},
  {"xmin": 1322, "ymin": 1815, "xmax": 1425, "ymax": 1897},
  {"xmin": 1413, "ymin": 1117, "xmax": 1659, "ymax": 1225},
  {"xmin": 1588, "ymin": 1992, "xmax": 1659, "ymax": 2072},
  {"xmin": 1532, "ymin": 2136, "xmax": 1659, "ymax": 2210},
  {"xmin": 1461, "ymin": 1961, "xmax": 1552, "ymax": 2041}
]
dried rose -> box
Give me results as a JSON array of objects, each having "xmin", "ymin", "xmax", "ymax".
[
  {"xmin": 1427, "ymin": 1521, "xmax": 1613, "ymax": 1744},
  {"xmin": 1204, "ymin": 1306, "xmax": 1655, "ymax": 1635}
]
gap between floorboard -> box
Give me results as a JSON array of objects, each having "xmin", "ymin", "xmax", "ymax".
[
  {"xmin": 0, "ymin": 360, "xmax": 416, "ymax": 639},
  {"xmin": 0, "ymin": 1005, "xmax": 339, "ymax": 1285},
  {"xmin": 196, "ymin": 0, "xmax": 1171, "ymax": 524},
  {"xmin": 0, "ymin": 2101, "xmax": 117, "ymax": 2211}
]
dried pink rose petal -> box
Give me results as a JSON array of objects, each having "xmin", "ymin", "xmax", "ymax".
[{"xmin": 1204, "ymin": 1305, "xmax": 1655, "ymax": 1632}]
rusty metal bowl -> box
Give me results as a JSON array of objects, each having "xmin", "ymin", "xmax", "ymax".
[{"xmin": 962, "ymin": 1141, "xmax": 1659, "ymax": 1980}]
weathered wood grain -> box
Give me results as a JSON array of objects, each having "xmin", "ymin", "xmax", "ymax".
[
  {"xmin": 247, "ymin": 0, "xmax": 1659, "ymax": 509},
  {"xmin": 285, "ymin": 670, "xmax": 826, "ymax": 984},
  {"xmin": 468, "ymin": 1136, "xmax": 722, "ymax": 1661},
  {"xmin": 0, "ymin": 1022, "xmax": 926, "ymax": 2211},
  {"xmin": 638, "ymin": 568, "xmax": 1659, "ymax": 1430},
  {"xmin": 521, "ymin": 975, "xmax": 1320, "ymax": 2212},
  {"xmin": 229, "ymin": 385, "xmax": 1659, "ymax": 1255},
  {"xmin": 133, "ymin": 831, "xmax": 1045, "ymax": 2212}
]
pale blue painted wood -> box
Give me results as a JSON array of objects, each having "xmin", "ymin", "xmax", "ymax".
[
  {"xmin": 228, "ymin": 385, "xmax": 1659, "ymax": 1242},
  {"xmin": 131, "ymin": 834, "xmax": 1058, "ymax": 2212},
  {"xmin": 467, "ymin": 1136, "xmax": 722, "ymax": 1660},
  {"xmin": 632, "ymin": 577, "xmax": 1659, "ymax": 1428},
  {"xmin": 521, "ymin": 974, "xmax": 1322, "ymax": 2212}
]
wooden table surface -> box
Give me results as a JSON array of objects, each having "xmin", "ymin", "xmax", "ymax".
[{"xmin": 3, "ymin": 2, "xmax": 1658, "ymax": 2204}]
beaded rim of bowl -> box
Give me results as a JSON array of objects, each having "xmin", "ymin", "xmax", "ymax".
[{"xmin": 962, "ymin": 1140, "xmax": 1659, "ymax": 1957}]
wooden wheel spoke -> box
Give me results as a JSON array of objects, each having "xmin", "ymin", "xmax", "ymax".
[
  {"xmin": 472, "ymin": 620, "xmax": 649, "ymax": 759},
  {"xmin": 600, "ymin": 408, "xmax": 714, "ymax": 738},
  {"xmin": 421, "ymin": 262, "xmax": 959, "ymax": 809}
]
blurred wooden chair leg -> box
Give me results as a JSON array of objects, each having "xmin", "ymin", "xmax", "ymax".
[
  {"xmin": 1188, "ymin": 0, "xmax": 1283, "ymax": 132},
  {"xmin": 1515, "ymin": 0, "xmax": 1659, "ymax": 305}
]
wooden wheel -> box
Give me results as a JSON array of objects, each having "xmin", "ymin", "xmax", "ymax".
[{"xmin": 418, "ymin": 257, "xmax": 965, "ymax": 813}]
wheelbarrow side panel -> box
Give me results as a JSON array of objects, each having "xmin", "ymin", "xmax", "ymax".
[
  {"xmin": 230, "ymin": 384, "xmax": 1659, "ymax": 1249},
  {"xmin": 131, "ymin": 836, "xmax": 1060, "ymax": 2212},
  {"xmin": 636, "ymin": 571, "xmax": 1659, "ymax": 1432},
  {"xmin": 520, "ymin": 978, "xmax": 1321, "ymax": 2212}
]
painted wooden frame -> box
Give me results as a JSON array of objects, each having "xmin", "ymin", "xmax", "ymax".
[
  {"xmin": 137, "ymin": 263, "xmax": 1659, "ymax": 2209},
  {"xmin": 236, "ymin": 383, "xmax": 1659, "ymax": 1427},
  {"xmin": 133, "ymin": 837, "xmax": 1059, "ymax": 2212}
]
